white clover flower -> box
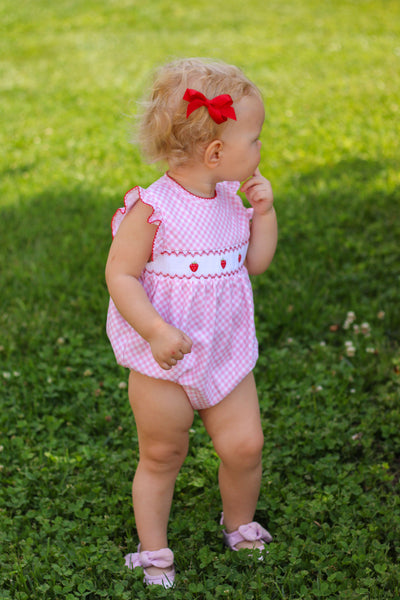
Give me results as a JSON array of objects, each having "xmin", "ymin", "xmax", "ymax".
[
  {"xmin": 83, "ymin": 369, "xmax": 93, "ymax": 377},
  {"xmin": 311, "ymin": 384, "xmax": 323, "ymax": 393},
  {"xmin": 2, "ymin": 372, "xmax": 11, "ymax": 379},
  {"xmin": 57, "ymin": 337, "xmax": 65, "ymax": 345},
  {"xmin": 319, "ymin": 341, "xmax": 326, "ymax": 347},
  {"xmin": 377, "ymin": 311, "xmax": 385, "ymax": 320},
  {"xmin": 118, "ymin": 381, "xmax": 127, "ymax": 389},
  {"xmin": 366, "ymin": 347, "xmax": 376, "ymax": 354},
  {"xmin": 353, "ymin": 324, "xmax": 360, "ymax": 334},
  {"xmin": 345, "ymin": 344, "xmax": 356, "ymax": 357},
  {"xmin": 361, "ymin": 322, "xmax": 371, "ymax": 336},
  {"xmin": 343, "ymin": 311, "xmax": 356, "ymax": 329}
]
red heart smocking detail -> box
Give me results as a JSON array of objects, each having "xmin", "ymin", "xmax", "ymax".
[
  {"xmin": 190, "ymin": 263, "xmax": 198, "ymax": 272},
  {"xmin": 221, "ymin": 260, "xmax": 226, "ymax": 269},
  {"xmin": 238, "ymin": 254, "xmax": 242, "ymax": 263}
]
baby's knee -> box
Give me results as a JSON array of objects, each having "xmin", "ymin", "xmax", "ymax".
[
  {"xmin": 238, "ymin": 431, "xmax": 264, "ymax": 464},
  {"xmin": 220, "ymin": 429, "xmax": 264, "ymax": 468},
  {"xmin": 142, "ymin": 440, "xmax": 188, "ymax": 473}
]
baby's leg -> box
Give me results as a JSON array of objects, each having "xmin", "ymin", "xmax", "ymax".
[
  {"xmin": 129, "ymin": 371, "xmax": 194, "ymax": 558},
  {"xmin": 199, "ymin": 372, "xmax": 264, "ymax": 549}
]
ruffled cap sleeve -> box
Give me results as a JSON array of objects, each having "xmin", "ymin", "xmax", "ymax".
[
  {"xmin": 110, "ymin": 186, "xmax": 163, "ymax": 260},
  {"xmin": 111, "ymin": 185, "xmax": 163, "ymax": 234}
]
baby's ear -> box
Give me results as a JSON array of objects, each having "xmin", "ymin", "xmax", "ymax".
[{"xmin": 204, "ymin": 140, "xmax": 223, "ymax": 168}]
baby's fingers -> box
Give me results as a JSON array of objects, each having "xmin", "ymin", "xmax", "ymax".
[
  {"xmin": 160, "ymin": 361, "xmax": 172, "ymax": 371},
  {"xmin": 160, "ymin": 352, "xmax": 180, "ymax": 370},
  {"xmin": 181, "ymin": 333, "xmax": 193, "ymax": 354}
]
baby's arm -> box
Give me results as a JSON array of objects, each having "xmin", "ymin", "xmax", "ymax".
[
  {"xmin": 105, "ymin": 200, "xmax": 192, "ymax": 370},
  {"xmin": 240, "ymin": 168, "xmax": 278, "ymax": 275}
]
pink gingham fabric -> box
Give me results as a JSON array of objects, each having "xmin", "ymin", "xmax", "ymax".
[{"xmin": 106, "ymin": 173, "xmax": 258, "ymax": 410}]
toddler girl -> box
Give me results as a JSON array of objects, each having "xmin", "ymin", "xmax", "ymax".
[{"xmin": 106, "ymin": 58, "xmax": 278, "ymax": 588}]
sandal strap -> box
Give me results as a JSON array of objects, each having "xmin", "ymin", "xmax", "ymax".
[{"xmin": 125, "ymin": 546, "xmax": 174, "ymax": 570}]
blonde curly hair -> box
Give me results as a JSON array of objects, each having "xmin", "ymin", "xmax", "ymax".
[{"xmin": 136, "ymin": 58, "xmax": 262, "ymax": 167}]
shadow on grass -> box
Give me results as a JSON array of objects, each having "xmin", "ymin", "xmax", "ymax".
[
  {"xmin": 254, "ymin": 156, "xmax": 400, "ymax": 343},
  {"xmin": 1, "ymin": 184, "xmax": 118, "ymax": 358}
]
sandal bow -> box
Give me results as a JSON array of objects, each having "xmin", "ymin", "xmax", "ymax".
[
  {"xmin": 125, "ymin": 547, "xmax": 174, "ymax": 569},
  {"xmin": 220, "ymin": 514, "xmax": 273, "ymax": 553},
  {"xmin": 125, "ymin": 546, "xmax": 175, "ymax": 588},
  {"xmin": 238, "ymin": 522, "xmax": 273, "ymax": 544}
]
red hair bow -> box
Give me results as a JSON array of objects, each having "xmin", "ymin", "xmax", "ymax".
[{"xmin": 183, "ymin": 88, "xmax": 236, "ymax": 125}]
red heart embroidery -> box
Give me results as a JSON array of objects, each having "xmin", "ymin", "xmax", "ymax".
[
  {"xmin": 190, "ymin": 263, "xmax": 198, "ymax": 272},
  {"xmin": 238, "ymin": 254, "xmax": 242, "ymax": 263},
  {"xmin": 221, "ymin": 259, "xmax": 226, "ymax": 269}
]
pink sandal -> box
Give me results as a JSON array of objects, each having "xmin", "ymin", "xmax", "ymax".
[
  {"xmin": 220, "ymin": 514, "xmax": 273, "ymax": 554},
  {"xmin": 125, "ymin": 545, "xmax": 175, "ymax": 588}
]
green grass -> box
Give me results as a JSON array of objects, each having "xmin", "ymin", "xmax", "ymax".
[{"xmin": 1, "ymin": 0, "xmax": 399, "ymax": 598}]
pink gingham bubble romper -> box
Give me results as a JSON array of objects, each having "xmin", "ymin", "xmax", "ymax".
[{"xmin": 106, "ymin": 173, "xmax": 258, "ymax": 410}]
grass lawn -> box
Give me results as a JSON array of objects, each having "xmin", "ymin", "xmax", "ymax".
[{"xmin": 1, "ymin": 0, "xmax": 399, "ymax": 598}]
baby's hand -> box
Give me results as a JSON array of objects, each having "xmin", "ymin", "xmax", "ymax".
[
  {"xmin": 240, "ymin": 168, "xmax": 274, "ymax": 216},
  {"xmin": 148, "ymin": 321, "xmax": 192, "ymax": 370}
]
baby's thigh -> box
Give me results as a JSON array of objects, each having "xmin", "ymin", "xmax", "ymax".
[{"xmin": 128, "ymin": 370, "xmax": 194, "ymax": 452}]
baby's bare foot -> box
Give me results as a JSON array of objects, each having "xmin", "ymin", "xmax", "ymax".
[{"xmin": 234, "ymin": 539, "xmax": 264, "ymax": 550}]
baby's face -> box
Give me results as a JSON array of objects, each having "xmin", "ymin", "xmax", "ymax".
[{"xmin": 218, "ymin": 94, "xmax": 265, "ymax": 182}]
